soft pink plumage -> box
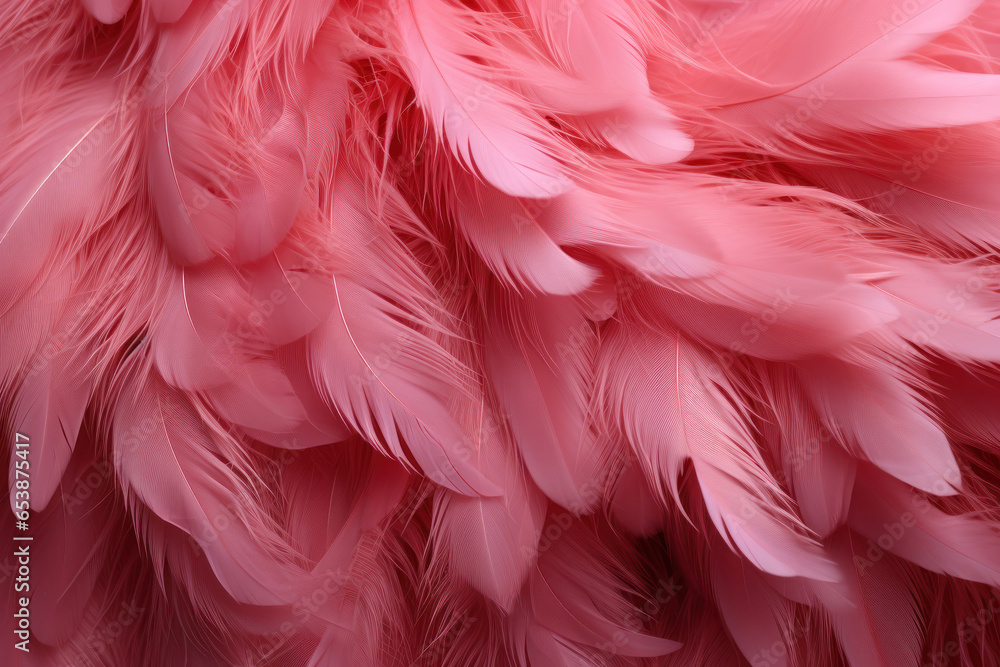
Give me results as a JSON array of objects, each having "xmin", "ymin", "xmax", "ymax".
[{"xmin": 4, "ymin": 0, "xmax": 1000, "ymax": 665}]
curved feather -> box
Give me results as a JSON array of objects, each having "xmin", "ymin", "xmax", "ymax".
[
  {"xmin": 150, "ymin": 0, "xmax": 195, "ymax": 23},
  {"xmin": 29, "ymin": 433, "xmax": 115, "ymax": 646},
  {"xmin": 597, "ymin": 319, "xmax": 838, "ymax": 580},
  {"xmin": 309, "ymin": 276, "xmax": 497, "ymax": 497},
  {"xmin": 113, "ymin": 364, "xmax": 305, "ymax": 606},
  {"xmin": 10, "ymin": 340, "xmax": 91, "ymax": 513},
  {"xmin": 796, "ymin": 355, "xmax": 961, "ymax": 496},
  {"xmin": 798, "ymin": 126, "xmax": 1000, "ymax": 251},
  {"xmin": 450, "ymin": 173, "xmax": 597, "ymax": 295},
  {"xmin": 307, "ymin": 165, "xmax": 499, "ymax": 496},
  {"xmin": 758, "ymin": 362, "xmax": 857, "ymax": 538},
  {"xmin": 850, "ymin": 466, "xmax": 1000, "ymax": 586},
  {"xmin": 283, "ymin": 441, "xmax": 409, "ymax": 574},
  {"xmin": 391, "ymin": 0, "xmax": 570, "ymax": 198},
  {"xmin": 0, "ymin": 72, "xmax": 118, "ymax": 316},
  {"xmin": 528, "ymin": 522, "xmax": 682, "ymax": 657},
  {"xmin": 79, "ymin": 0, "xmax": 132, "ymax": 23},
  {"xmin": 810, "ymin": 529, "xmax": 924, "ymax": 667},
  {"xmin": 150, "ymin": 0, "xmax": 254, "ymax": 108},
  {"xmin": 875, "ymin": 257, "xmax": 1000, "ymax": 362},
  {"xmin": 711, "ymin": 544, "xmax": 796, "ymax": 667},
  {"xmin": 484, "ymin": 292, "xmax": 604, "ymax": 512},
  {"xmin": 515, "ymin": 0, "xmax": 693, "ymax": 163},
  {"xmin": 544, "ymin": 178, "xmax": 900, "ymax": 360},
  {"xmin": 712, "ymin": 0, "xmax": 1000, "ymax": 134},
  {"xmin": 431, "ymin": 398, "xmax": 546, "ymax": 610},
  {"xmin": 151, "ymin": 263, "xmax": 246, "ymax": 390}
]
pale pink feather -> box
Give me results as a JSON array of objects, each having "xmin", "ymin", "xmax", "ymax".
[{"xmin": 8, "ymin": 0, "xmax": 1000, "ymax": 663}]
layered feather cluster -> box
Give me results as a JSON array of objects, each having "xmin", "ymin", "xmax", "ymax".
[{"xmin": 4, "ymin": 0, "xmax": 1000, "ymax": 665}]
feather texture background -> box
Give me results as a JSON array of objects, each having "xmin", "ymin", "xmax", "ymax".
[{"xmin": 4, "ymin": 0, "xmax": 1000, "ymax": 664}]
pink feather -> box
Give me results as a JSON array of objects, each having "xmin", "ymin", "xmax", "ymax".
[
  {"xmin": 796, "ymin": 354, "xmax": 962, "ymax": 495},
  {"xmin": 484, "ymin": 292, "xmax": 606, "ymax": 512},
  {"xmin": 597, "ymin": 319, "xmax": 838, "ymax": 581},
  {"xmin": 8, "ymin": 0, "xmax": 1000, "ymax": 663},
  {"xmin": 113, "ymin": 364, "xmax": 306, "ymax": 606},
  {"xmin": 390, "ymin": 0, "xmax": 572, "ymax": 198},
  {"xmin": 431, "ymin": 398, "xmax": 546, "ymax": 610}
]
